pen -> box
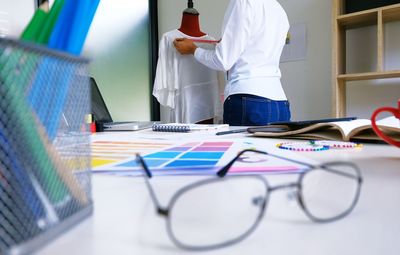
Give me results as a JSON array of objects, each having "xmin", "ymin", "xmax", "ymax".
[{"xmin": 216, "ymin": 128, "xmax": 248, "ymax": 136}]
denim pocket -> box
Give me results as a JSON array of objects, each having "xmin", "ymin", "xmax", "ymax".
[
  {"xmin": 242, "ymin": 97, "xmax": 271, "ymax": 126},
  {"xmin": 242, "ymin": 98, "xmax": 291, "ymax": 125}
]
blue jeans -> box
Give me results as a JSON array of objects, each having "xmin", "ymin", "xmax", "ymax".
[{"xmin": 223, "ymin": 94, "xmax": 291, "ymax": 126}]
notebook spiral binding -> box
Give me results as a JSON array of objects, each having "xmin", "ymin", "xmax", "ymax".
[{"xmin": 152, "ymin": 124, "xmax": 191, "ymax": 132}]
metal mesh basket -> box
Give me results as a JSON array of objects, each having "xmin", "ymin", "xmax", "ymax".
[{"xmin": 0, "ymin": 38, "xmax": 92, "ymax": 255}]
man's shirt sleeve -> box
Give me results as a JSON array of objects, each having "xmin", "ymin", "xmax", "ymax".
[{"xmin": 194, "ymin": 0, "xmax": 252, "ymax": 71}]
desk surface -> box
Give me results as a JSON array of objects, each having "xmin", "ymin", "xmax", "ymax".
[{"xmin": 38, "ymin": 131, "xmax": 400, "ymax": 255}]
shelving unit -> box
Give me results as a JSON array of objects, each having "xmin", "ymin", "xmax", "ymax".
[{"xmin": 332, "ymin": 0, "xmax": 400, "ymax": 117}]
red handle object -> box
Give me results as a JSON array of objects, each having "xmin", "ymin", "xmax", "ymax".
[{"xmin": 371, "ymin": 100, "xmax": 400, "ymax": 148}]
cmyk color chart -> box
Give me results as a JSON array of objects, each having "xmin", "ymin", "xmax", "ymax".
[{"xmin": 92, "ymin": 140, "xmax": 307, "ymax": 176}]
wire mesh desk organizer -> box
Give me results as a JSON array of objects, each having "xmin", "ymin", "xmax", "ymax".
[
  {"xmin": 0, "ymin": 38, "xmax": 92, "ymax": 255},
  {"xmin": 136, "ymin": 149, "xmax": 363, "ymax": 251}
]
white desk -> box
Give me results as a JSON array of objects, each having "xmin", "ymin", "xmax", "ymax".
[{"xmin": 38, "ymin": 132, "xmax": 400, "ymax": 255}]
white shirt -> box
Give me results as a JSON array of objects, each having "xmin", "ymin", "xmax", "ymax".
[
  {"xmin": 153, "ymin": 29, "xmax": 222, "ymax": 123},
  {"xmin": 194, "ymin": 0, "xmax": 290, "ymax": 101}
]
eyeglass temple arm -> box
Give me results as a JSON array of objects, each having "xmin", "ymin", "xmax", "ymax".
[
  {"xmin": 217, "ymin": 149, "xmax": 362, "ymax": 182},
  {"xmin": 136, "ymin": 154, "xmax": 168, "ymax": 215},
  {"xmin": 217, "ymin": 149, "xmax": 315, "ymax": 177},
  {"xmin": 321, "ymin": 162, "xmax": 363, "ymax": 183}
]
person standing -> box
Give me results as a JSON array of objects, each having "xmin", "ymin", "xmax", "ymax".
[{"xmin": 173, "ymin": 0, "xmax": 291, "ymax": 126}]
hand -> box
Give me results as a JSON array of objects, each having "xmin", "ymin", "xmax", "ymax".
[{"xmin": 173, "ymin": 38, "xmax": 197, "ymax": 55}]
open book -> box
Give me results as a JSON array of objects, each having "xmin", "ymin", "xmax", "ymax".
[{"xmin": 248, "ymin": 116, "xmax": 400, "ymax": 142}]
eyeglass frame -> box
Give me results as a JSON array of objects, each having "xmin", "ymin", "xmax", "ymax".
[{"xmin": 136, "ymin": 149, "xmax": 363, "ymax": 251}]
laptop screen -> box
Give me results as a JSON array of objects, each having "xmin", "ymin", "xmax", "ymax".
[{"xmin": 90, "ymin": 77, "xmax": 113, "ymax": 122}]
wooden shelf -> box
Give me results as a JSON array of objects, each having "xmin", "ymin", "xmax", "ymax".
[
  {"xmin": 337, "ymin": 3, "xmax": 400, "ymax": 28},
  {"xmin": 383, "ymin": 5, "xmax": 400, "ymax": 22},
  {"xmin": 338, "ymin": 70, "xmax": 400, "ymax": 81},
  {"xmin": 332, "ymin": 0, "xmax": 400, "ymax": 117},
  {"xmin": 337, "ymin": 10, "xmax": 377, "ymax": 28}
]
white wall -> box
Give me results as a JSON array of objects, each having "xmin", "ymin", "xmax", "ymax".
[
  {"xmin": 158, "ymin": 0, "xmax": 400, "ymax": 121},
  {"xmin": 0, "ymin": 0, "xmax": 35, "ymax": 38},
  {"xmin": 279, "ymin": 0, "xmax": 332, "ymax": 120},
  {"xmin": 279, "ymin": 0, "xmax": 400, "ymax": 119}
]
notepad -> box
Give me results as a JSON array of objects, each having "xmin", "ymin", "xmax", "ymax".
[{"xmin": 152, "ymin": 123, "xmax": 228, "ymax": 133}]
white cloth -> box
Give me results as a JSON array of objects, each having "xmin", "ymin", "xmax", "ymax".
[
  {"xmin": 153, "ymin": 29, "xmax": 222, "ymax": 123},
  {"xmin": 194, "ymin": 0, "xmax": 290, "ymax": 101}
]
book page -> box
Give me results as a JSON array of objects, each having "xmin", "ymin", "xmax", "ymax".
[
  {"xmin": 346, "ymin": 116, "xmax": 400, "ymax": 141},
  {"xmin": 330, "ymin": 119, "xmax": 371, "ymax": 138},
  {"xmin": 376, "ymin": 116, "xmax": 400, "ymax": 128}
]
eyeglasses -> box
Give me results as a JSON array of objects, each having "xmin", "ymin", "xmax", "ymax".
[{"xmin": 136, "ymin": 149, "xmax": 363, "ymax": 251}]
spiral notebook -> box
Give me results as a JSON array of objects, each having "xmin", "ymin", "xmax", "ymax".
[{"xmin": 152, "ymin": 123, "xmax": 228, "ymax": 133}]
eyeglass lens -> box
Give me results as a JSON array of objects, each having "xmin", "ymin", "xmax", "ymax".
[
  {"xmin": 300, "ymin": 163, "xmax": 361, "ymax": 221},
  {"xmin": 168, "ymin": 176, "xmax": 268, "ymax": 249}
]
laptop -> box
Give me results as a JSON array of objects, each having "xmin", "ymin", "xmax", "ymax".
[{"xmin": 90, "ymin": 77, "xmax": 156, "ymax": 131}]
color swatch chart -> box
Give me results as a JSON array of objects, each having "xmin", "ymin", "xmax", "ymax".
[
  {"xmin": 93, "ymin": 141, "xmax": 233, "ymax": 175},
  {"xmin": 91, "ymin": 140, "xmax": 173, "ymax": 168},
  {"xmin": 130, "ymin": 141, "xmax": 231, "ymax": 166},
  {"xmin": 93, "ymin": 140, "xmax": 307, "ymax": 176}
]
